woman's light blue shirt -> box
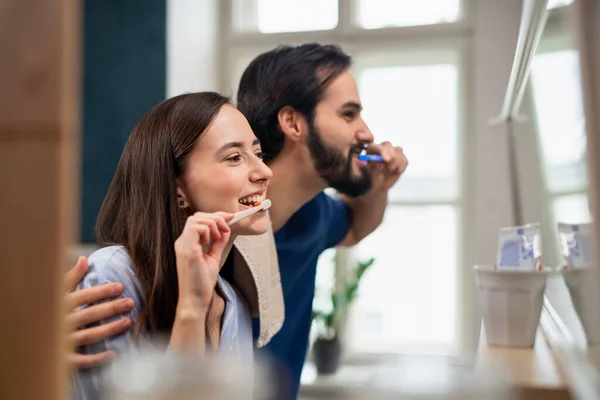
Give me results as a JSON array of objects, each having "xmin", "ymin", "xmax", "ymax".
[{"xmin": 71, "ymin": 246, "xmax": 253, "ymax": 400}]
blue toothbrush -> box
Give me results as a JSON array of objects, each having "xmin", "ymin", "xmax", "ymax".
[
  {"xmin": 356, "ymin": 143, "xmax": 384, "ymax": 163},
  {"xmin": 357, "ymin": 153, "xmax": 384, "ymax": 162}
]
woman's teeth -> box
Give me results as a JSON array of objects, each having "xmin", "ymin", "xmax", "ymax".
[{"xmin": 238, "ymin": 194, "xmax": 264, "ymax": 206}]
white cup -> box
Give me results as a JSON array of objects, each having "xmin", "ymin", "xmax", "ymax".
[
  {"xmin": 562, "ymin": 267, "xmax": 600, "ymax": 345},
  {"xmin": 475, "ymin": 265, "xmax": 550, "ymax": 347}
]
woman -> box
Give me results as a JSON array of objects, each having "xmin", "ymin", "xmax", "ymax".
[{"xmin": 71, "ymin": 92, "xmax": 283, "ymax": 398}]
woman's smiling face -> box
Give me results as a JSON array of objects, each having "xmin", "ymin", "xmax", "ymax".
[{"xmin": 178, "ymin": 104, "xmax": 273, "ymax": 235}]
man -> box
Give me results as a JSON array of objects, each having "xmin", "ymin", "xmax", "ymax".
[
  {"xmin": 66, "ymin": 43, "xmax": 407, "ymax": 398},
  {"xmin": 235, "ymin": 44, "xmax": 406, "ymax": 396}
]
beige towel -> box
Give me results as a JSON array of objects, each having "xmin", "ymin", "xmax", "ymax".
[{"xmin": 231, "ymin": 213, "xmax": 284, "ymax": 347}]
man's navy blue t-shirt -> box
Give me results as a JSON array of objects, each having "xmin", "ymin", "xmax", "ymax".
[{"xmin": 253, "ymin": 191, "xmax": 351, "ymax": 398}]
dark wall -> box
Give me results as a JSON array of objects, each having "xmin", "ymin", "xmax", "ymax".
[{"xmin": 81, "ymin": 0, "xmax": 166, "ymax": 242}]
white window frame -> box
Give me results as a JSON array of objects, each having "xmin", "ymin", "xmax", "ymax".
[
  {"xmin": 217, "ymin": 0, "xmax": 475, "ymax": 361},
  {"xmin": 217, "ymin": 0, "xmax": 474, "ymax": 89}
]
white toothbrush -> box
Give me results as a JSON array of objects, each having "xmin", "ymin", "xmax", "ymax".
[{"xmin": 228, "ymin": 199, "xmax": 272, "ymax": 226}]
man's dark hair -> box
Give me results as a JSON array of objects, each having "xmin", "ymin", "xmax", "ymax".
[{"xmin": 236, "ymin": 43, "xmax": 351, "ymax": 162}]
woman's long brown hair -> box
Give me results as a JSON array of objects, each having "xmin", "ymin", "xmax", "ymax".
[{"xmin": 96, "ymin": 92, "xmax": 230, "ymax": 336}]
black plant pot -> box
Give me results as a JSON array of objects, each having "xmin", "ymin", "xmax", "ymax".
[{"xmin": 313, "ymin": 336, "xmax": 342, "ymax": 375}]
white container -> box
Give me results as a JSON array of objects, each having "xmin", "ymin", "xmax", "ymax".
[
  {"xmin": 562, "ymin": 267, "xmax": 600, "ymax": 345},
  {"xmin": 475, "ymin": 265, "xmax": 550, "ymax": 347}
]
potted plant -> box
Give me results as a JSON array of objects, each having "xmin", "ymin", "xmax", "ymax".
[{"xmin": 311, "ymin": 257, "xmax": 375, "ymax": 375}]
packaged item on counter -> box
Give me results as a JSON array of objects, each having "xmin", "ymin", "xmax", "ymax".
[
  {"xmin": 496, "ymin": 223, "xmax": 542, "ymax": 271},
  {"xmin": 558, "ymin": 222, "xmax": 593, "ymax": 269}
]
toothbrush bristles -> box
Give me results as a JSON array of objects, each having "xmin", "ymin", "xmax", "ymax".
[{"xmin": 261, "ymin": 199, "xmax": 272, "ymax": 210}]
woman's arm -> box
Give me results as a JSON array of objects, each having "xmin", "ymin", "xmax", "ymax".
[
  {"xmin": 169, "ymin": 304, "xmax": 208, "ymax": 354},
  {"xmin": 168, "ymin": 212, "xmax": 233, "ymax": 355}
]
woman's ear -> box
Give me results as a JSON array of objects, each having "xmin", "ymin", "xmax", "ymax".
[
  {"xmin": 277, "ymin": 106, "xmax": 308, "ymax": 143},
  {"xmin": 175, "ymin": 181, "xmax": 189, "ymax": 209}
]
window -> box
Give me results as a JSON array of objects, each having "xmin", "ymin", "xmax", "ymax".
[
  {"xmin": 357, "ymin": 0, "xmax": 462, "ymax": 29},
  {"xmin": 357, "ymin": 58, "xmax": 460, "ymax": 201},
  {"xmin": 528, "ymin": 40, "xmax": 590, "ymax": 343},
  {"xmin": 552, "ymin": 193, "xmax": 591, "ymax": 225},
  {"xmin": 313, "ymin": 248, "xmax": 337, "ymax": 319},
  {"xmin": 309, "ymin": 248, "xmax": 337, "ymax": 346},
  {"xmin": 350, "ymin": 206, "xmax": 458, "ymax": 353},
  {"xmin": 531, "ymin": 49, "xmax": 589, "ymax": 228},
  {"xmin": 531, "ymin": 50, "xmax": 587, "ymax": 194},
  {"xmin": 348, "ymin": 52, "xmax": 462, "ymax": 354},
  {"xmin": 232, "ymin": 0, "xmax": 338, "ymax": 33},
  {"xmin": 224, "ymin": 0, "xmax": 468, "ymax": 359},
  {"xmin": 529, "ymin": 44, "xmax": 590, "ymax": 281},
  {"xmin": 230, "ymin": 0, "xmax": 467, "ymax": 34}
]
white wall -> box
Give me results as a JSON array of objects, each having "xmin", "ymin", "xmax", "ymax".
[{"xmin": 167, "ymin": 0, "xmax": 220, "ymax": 97}]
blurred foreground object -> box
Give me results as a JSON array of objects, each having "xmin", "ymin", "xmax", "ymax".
[
  {"xmin": 301, "ymin": 356, "xmax": 515, "ymax": 399},
  {"xmin": 0, "ymin": 0, "xmax": 80, "ymax": 399},
  {"xmin": 100, "ymin": 347, "xmax": 275, "ymax": 399}
]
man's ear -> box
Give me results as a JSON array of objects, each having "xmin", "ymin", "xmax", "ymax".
[{"xmin": 277, "ymin": 106, "xmax": 308, "ymax": 143}]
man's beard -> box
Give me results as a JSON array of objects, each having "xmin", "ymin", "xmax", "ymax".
[{"xmin": 306, "ymin": 122, "xmax": 372, "ymax": 197}]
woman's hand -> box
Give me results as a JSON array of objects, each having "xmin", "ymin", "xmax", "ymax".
[
  {"xmin": 174, "ymin": 212, "xmax": 234, "ymax": 312},
  {"xmin": 64, "ymin": 256, "xmax": 134, "ymax": 368}
]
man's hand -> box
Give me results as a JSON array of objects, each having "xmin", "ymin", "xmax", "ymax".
[
  {"xmin": 64, "ymin": 256, "xmax": 134, "ymax": 369},
  {"xmin": 365, "ymin": 141, "xmax": 408, "ymax": 191},
  {"xmin": 340, "ymin": 141, "xmax": 408, "ymax": 246}
]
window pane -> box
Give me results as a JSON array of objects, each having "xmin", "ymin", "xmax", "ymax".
[
  {"xmin": 313, "ymin": 248, "xmax": 337, "ymax": 315},
  {"xmin": 358, "ymin": 0, "xmax": 461, "ymax": 29},
  {"xmin": 531, "ymin": 50, "xmax": 588, "ymax": 193},
  {"xmin": 310, "ymin": 248, "xmax": 337, "ymax": 349},
  {"xmin": 233, "ymin": 0, "xmax": 338, "ymax": 33},
  {"xmin": 358, "ymin": 63, "xmax": 460, "ymax": 202},
  {"xmin": 552, "ymin": 193, "xmax": 591, "ymax": 225},
  {"xmin": 348, "ymin": 205, "xmax": 458, "ymax": 353}
]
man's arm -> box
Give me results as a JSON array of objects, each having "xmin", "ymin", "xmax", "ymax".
[
  {"xmin": 64, "ymin": 256, "xmax": 134, "ymax": 369},
  {"xmin": 339, "ymin": 142, "xmax": 408, "ymax": 247},
  {"xmin": 69, "ymin": 254, "xmax": 144, "ymax": 400},
  {"xmin": 339, "ymin": 189, "xmax": 388, "ymax": 246}
]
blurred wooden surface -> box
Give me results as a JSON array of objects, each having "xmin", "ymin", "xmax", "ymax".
[
  {"xmin": 476, "ymin": 325, "xmax": 572, "ymax": 399},
  {"xmin": 0, "ymin": 0, "xmax": 80, "ymax": 399}
]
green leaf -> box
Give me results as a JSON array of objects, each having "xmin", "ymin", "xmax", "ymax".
[
  {"xmin": 326, "ymin": 312, "xmax": 335, "ymax": 329},
  {"xmin": 312, "ymin": 311, "xmax": 327, "ymax": 322},
  {"xmin": 330, "ymin": 293, "xmax": 338, "ymax": 309},
  {"xmin": 345, "ymin": 283, "xmax": 359, "ymax": 303},
  {"xmin": 312, "ymin": 256, "xmax": 376, "ymax": 333},
  {"xmin": 356, "ymin": 258, "xmax": 375, "ymax": 279}
]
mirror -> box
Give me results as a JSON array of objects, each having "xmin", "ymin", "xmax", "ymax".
[
  {"xmin": 529, "ymin": 0, "xmax": 592, "ymax": 346},
  {"xmin": 501, "ymin": 0, "xmax": 596, "ymax": 348}
]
